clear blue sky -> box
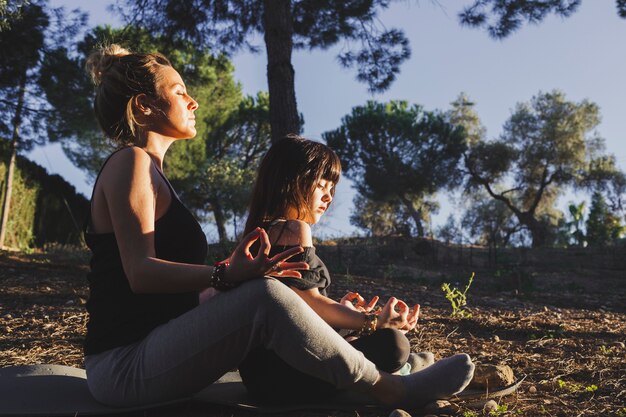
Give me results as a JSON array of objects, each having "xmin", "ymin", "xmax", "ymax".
[{"xmin": 37, "ymin": 1, "xmax": 626, "ymax": 241}]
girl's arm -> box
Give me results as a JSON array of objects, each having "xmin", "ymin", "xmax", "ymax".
[{"xmin": 269, "ymin": 220, "xmax": 418, "ymax": 331}]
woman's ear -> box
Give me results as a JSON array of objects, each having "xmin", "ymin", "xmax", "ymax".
[{"xmin": 134, "ymin": 93, "xmax": 154, "ymax": 116}]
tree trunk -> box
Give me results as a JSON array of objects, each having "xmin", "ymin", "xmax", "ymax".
[
  {"xmin": 262, "ymin": 0, "xmax": 300, "ymax": 143},
  {"xmin": 0, "ymin": 73, "xmax": 26, "ymax": 248},
  {"xmin": 518, "ymin": 212, "xmax": 548, "ymax": 248},
  {"xmin": 210, "ymin": 197, "xmax": 228, "ymax": 243},
  {"xmin": 398, "ymin": 194, "xmax": 424, "ymax": 237}
]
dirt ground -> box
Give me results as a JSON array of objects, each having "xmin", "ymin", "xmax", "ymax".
[{"xmin": 0, "ymin": 247, "xmax": 624, "ymax": 417}]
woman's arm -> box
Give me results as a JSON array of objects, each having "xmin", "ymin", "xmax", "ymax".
[
  {"xmin": 96, "ymin": 147, "xmax": 210, "ymax": 293},
  {"xmin": 96, "ymin": 148, "xmax": 307, "ymax": 294}
]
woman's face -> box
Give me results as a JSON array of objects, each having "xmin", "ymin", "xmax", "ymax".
[
  {"xmin": 150, "ymin": 66, "xmax": 199, "ymax": 140},
  {"xmin": 305, "ymin": 178, "xmax": 334, "ymax": 225}
]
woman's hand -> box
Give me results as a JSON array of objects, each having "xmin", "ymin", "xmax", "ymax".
[
  {"xmin": 340, "ymin": 292, "xmax": 380, "ymax": 313},
  {"xmin": 377, "ymin": 297, "xmax": 420, "ymax": 334},
  {"xmin": 225, "ymin": 227, "xmax": 309, "ymax": 283}
]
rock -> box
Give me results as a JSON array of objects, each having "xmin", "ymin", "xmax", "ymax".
[
  {"xmin": 423, "ymin": 400, "xmax": 458, "ymax": 414},
  {"xmin": 483, "ymin": 400, "xmax": 498, "ymax": 413},
  {"xmin": 468, "ymin": 364, "xmax": 515, "ymax": 389},
  {"xmin": 493, "ymin": 335, "xmax": 500, "ymax": 342},
  {"xmin": 528, "ymin": 385, "xmax": 538, "ymax": 394},
  {"xmin": 389, "ymin": 409, "xmax": 412, "ymax": 417}
]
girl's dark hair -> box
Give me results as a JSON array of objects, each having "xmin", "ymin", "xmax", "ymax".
[
  {"xmin": 244, "ymin": 134, "xmax": 341, "ymax": 235},
  {"xmin": 85, "ymin": 44, "xmax": 172, "ymax": 146}
]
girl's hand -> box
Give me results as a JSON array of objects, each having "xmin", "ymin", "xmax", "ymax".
[
  {"xmin": 377, "ymin": 298, "xmax": 420, "ymax": 333},
  {"xmin": 225, "ymin": 227, "xmax": 309, "ymax": 282},
  {"xmin": 340, "ymin": 292, "xmax": 380, "ymax": 313}
]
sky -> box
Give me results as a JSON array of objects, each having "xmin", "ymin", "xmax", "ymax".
[{"xmin": 36, "ymin": 1, "xmax": 626, "ymax": 241}]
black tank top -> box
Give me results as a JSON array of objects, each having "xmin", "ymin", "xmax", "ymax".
[{"xmin": 83, "ymin": 149, "xmax": 208, "ymax": 355}]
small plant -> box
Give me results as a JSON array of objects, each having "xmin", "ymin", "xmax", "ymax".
[
  {"xmin": 599, "ymin": 345, "xmax": 615, "ymax": 355},
  {"xmin": 441, "ymin": 272, "xmax": 475, "ymax": 318},
  {"xmin": 489, "ymin": 404, "xmax": 509, "ymax": 416},
  {"xmin": 616, "ymin": 407, "xmax": 626, "ymax": 417},
  {"xmin": 462, "ymin": 410, "xmax": 479, "ymax": 417},
  {"xmin": 556, "ymin": 379, "xmax": 598, "ymax": 393}
]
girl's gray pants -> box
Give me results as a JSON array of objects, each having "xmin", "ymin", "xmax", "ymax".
[{"xmin": 85, "ymin": 278, "xmax": 380, "ymax": 406}]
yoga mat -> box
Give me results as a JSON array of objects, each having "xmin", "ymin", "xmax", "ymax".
[{"xmin": 0, "ymin": 364, "xmax": 523, "ymax": 416}]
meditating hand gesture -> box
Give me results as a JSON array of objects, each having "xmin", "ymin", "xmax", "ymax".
[{"xmin": 224, "ymin": 227, "xmax": 309, "ymax": 282}]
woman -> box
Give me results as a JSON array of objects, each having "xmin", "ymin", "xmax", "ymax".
[{"xmin": 82, "ymin": 43, "xmax": 474, "ymax": 410}]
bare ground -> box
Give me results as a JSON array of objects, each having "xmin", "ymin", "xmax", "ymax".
[{"xmin": 1, "ymin": 248, "xmax": 624, "ymax": 417}]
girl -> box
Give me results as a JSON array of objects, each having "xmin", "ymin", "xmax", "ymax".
[
  {"xmin": 239, "ymin": 135, "xmax": 436, "ymax": 403},
  {"xmin": 82, "ymin": 43, "xmax": 474, "ymax": 410}
]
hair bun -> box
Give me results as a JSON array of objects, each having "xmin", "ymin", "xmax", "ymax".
[{"xmin": 85, "ymin": 44, "xmax": 131, "ymax": 85}]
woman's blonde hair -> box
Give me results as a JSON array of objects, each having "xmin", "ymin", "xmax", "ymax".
[{"xmin": 85, "ymin": 43, "xmax": 172, "ymax": 146}]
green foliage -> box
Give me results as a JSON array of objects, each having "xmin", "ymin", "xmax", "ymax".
[
  {"xmin": 488, "ymin": 404, "xmax": 508, "ymax": 416},
  {"xmin": 562, "ymin": 201, "xmax": 586, "ymax": 247},
  {"xmin": 459, "ymin": 1, "xmax": 581, "ymax": 39},
  {"xmin": 556, "ymin": 379, "xmax": 598, "ymax": 394},
  {"xmin": 598, "ymin": 345, "xmax": 616, "ymax": 355},
  {"xmin": 441, "ymin": 272, "xmax": 475, "ymax": 318},
  {"xmin": 461, "ymin": 192, "xmax": 520, "ymax": 247},
  {"xmin": 0, "ymin": 142, "xmax": 88, "ymax": 248},
  {"xmin": 586, "ymin": 191, "xmax": 625, "ymax": 246},
  {"xmin": 117, "ymin": 0, "xmax": 411, "ymax": 94},
  {"xmin": 463, "ymin": 90, "xmax": 624, "ymax": 248},
  {"xmin": 437, "ymin": 215, "xmax": 462, "ymax": 244},
  {"xmin": 41, "ymin": 25, "xmax": 242, "ymax": 180},
  {"xmin": 351, "ymin": 194, "xmax": 438, "ymax": 237},
  {"xmin": 173, "ymin": 92, "xmax": 272, "ymax": 241},
  {"xmin": 448, "ymin": 92, "xmax": 486, "ymax": 147},
  {"xmin": 325, "ymin": 100, "xmax": 466, "ymax": 237},
  {"xmin": 0, "ymin": 0, "xmax": 85, "ymax": 148}
]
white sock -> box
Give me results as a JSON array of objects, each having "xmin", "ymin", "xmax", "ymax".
[{"xmin": 399, "ymin": 353, "xmax": 474, "ymax": 408}]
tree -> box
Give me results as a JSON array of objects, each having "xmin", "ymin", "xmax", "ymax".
[
  {"xmin": 461, "ymin": 194, "xmax": 521, "ymax": 248},
  {"xmin": 115, "ymin": 0, "xmax": 412, "ymax": 143},
  {"xmin": 458, "ymin": 0, "xmax": 626, "ymax": 39},
  {"xmin": 42, "ymin": 25, "xmax": 272, "ymax": 242},
  {"xmin": 113, "ymin": 0, "xmax": 626, "ymax": 145},
  {"xmin": 173, "ymin": 93, "xmax": 273, "ymax": 242},
  {"xmin": 325, "ymin": 100, "xmax": 466, "ymax": 237},
  {"xmin": 463, "ymin": 90, "xmax": 623, "ymax": 247},
  {"xmin": 41, "ymin": 25, "xmax": 241, "ymax": 181},
  {"xmin": 586, "ymin": 191, "xmax": 625, "ymax": 246},
  {"xmin": 437, "ymin": 215, "xmax": 462, "ymax": 245},
  {"xmin": 562, "ymin": 201, "xmax": 586, "ymax": 247},
  {"xmin": 0, "ymin": 0, "xmax": 84, "ymax": 247},
  {"xmin": 351, "ymin": 194, "xmax": 438, "ymax": 238}
]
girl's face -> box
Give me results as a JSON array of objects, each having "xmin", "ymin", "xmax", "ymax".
[{"xmin": 306, "ymin": 178, "xmax": 334, "ymax": 225}]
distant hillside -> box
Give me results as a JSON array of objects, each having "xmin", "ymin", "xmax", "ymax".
[{"xmin": 0, "ymin": 142, "xmax": 88, "ymax": 249}]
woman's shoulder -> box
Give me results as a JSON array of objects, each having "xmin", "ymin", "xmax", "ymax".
[
  {"xmin": 268, "ymin": 219, "xmax": 313, "ymax": 247},
  {"xmin": 99, "ymin": 147, "xmax": 154, "ymax": 179}
]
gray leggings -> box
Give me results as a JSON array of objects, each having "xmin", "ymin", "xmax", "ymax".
[{"xmin": 85, "ymin": 278, "xmax": 380, "ymax": 407}]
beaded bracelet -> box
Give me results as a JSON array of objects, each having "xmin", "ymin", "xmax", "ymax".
[
  {"xmin": 209, "ymin": 261, "xmax": 239, "ymax": 291},
  {"xmin": 358, "ymin": 313, "xmax": 378, "ymax": 337}
]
